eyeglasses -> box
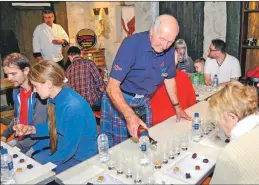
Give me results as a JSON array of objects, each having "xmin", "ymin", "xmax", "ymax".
[
  {"xmin": 208, "ymin": 48, "xmax": 219, "ymax": 52},
  {"xmin": 44, "ymin": 16, "xmax": 53, "ymax": 19}
]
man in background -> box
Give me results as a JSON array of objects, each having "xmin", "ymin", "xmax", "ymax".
[
  {"xmin": 32, "ymin": 9, "xmax": 69, "ymax": 69},
  {"xmin": 204, "ymin": 39, "xmax": 241, "ymax": 86},
  {"xmin": 65, "ymin": 46, "xmax": 105, "ymax": 108}
]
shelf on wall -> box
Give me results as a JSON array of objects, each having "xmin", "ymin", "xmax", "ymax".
[
  {"xmin": 241, "ymin": 45, "xmax": 259, "ymax": 49},
  {"xmin": 244, "ymin": 9, "xmax": 259, "ymax": 13}
]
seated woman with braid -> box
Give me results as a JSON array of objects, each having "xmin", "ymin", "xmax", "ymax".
[
  {"xmin": 209, "ymin": 81, "xmax": 259, "ymax": 184},
  {"xmin": 13, "ymin": 60, "xmax": 98, "ymax": 173}
]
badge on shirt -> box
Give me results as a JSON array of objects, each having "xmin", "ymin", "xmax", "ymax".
[{"xmin": 161, "ymin": 67, "xmax": 168, "ymax": 77}]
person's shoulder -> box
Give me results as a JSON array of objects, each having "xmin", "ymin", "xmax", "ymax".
[
  {"xmin": 123, "ymin": 31, "xmax": 148, "ymax": 44},
  {"xmin": 204, "ymin": 57, "xmax": 215, "ymax": 65},
  {"xmin": 52, "ymin": 23, "xmax": 64, "ymax": 30},
  {"xmin": 226, "ymin": 54, "xmax": 239, "ymax": 63},
  {"xmin": 34, "ymin": 23, "xmax": 44, "ymax": 31}
]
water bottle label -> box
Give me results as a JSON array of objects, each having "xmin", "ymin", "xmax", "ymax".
[
  {"xmin": 141, "ymin": 144, "xmax": 147, "ymax": 152},
  {"xmin": 8, "ymin": 161, "xmax": 13, "ymax": 171},
  {"xmin": 193, "ymin": 123, "xmax": 199, "ymax": 130},
  {"xmin": 194, "ymin": 76, "xmax": 199, "ymax": 85}
]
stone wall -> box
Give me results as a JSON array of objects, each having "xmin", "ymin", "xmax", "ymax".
[
  {"xmin": 66, "ymin": 1, "xmax": 226, "ymax": 69},
  {"xmin": 66, "ymin": 2, "xmax": 158, "ymax": 72},
  {"xmin": 203, "ymin": 2, "xmax": 227, "ymax": 58}
]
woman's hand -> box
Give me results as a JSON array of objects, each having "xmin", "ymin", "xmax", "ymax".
[
  {"xmin": 13, "ymin": 124, "xmax": 36, "ymax": 136},
  {"xmin": 1, "ymin": 136, "xmax": 7, "ymax": 142}
]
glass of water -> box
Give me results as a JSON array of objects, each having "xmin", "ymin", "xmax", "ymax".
[
  {"xmin": 133, "ymin": 157, "xmax": 143, "ymax": 184},
  {"xmin": 13, "ymin": 117, "xmax": 21, "ymax": 137},
  {"xmin": 107, "ymin": 151, "xmax": 116, "ymax": 170},
  {"xmin": 116, "ymin": 153, "xmax": 125, "ymax": 175},
  {"xmin": 180, "ymin": 133, "xmax": 190, "ymax": 151},
  {"xmin": 124, "ymin": 156, "xmax": 133, "ymax": 179},
  {"xmin": 172, "ymin": 138, "xmax": 180, "ymax": 156}
]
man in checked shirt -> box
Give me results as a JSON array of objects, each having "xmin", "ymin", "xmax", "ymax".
[{"xmin": 65, "ymin": 46, "xmax": 105, "ymax": 108}]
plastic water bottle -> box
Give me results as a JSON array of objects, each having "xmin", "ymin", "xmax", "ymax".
[
  {"xmin": 97, "ymin": 133, "xmax": 109, "ymax": 163},
  {"xmin": 213, "ymin": 74, "xmax": 219, "ymax": 88},
  {"xmin": 192, "ymin": 113, "xmax": 201, "ymax": 142},
  {"xmin": 1, "ymin": 148, "xmax": 16, "ymax": 184},
  {"xmin": 139, "ymin": 131, "xmax": 150, "ymax": 166},
  {"xmin": 194, "ymin": 74, "xmax": 199, "ymax": 86}
]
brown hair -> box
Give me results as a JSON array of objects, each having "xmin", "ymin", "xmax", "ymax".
[
  {"xmin": 194, "ymin": 57, "xmax": 205, "ymax": 65},
  {"xmin": 209, "ymin": 81, "xmax": 258, "ymax": 125},
  {"xmin": 28, "ymin": 60, "xmax": 65, "ymax": 153},
  {"xmin": 2, "ymin": 53, "xmax": 30, "ymax": 70}
]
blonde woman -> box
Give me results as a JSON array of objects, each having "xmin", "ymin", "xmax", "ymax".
[
  {"xmin": 13, "ymin": 60, "xmax": 98, "ymax": 173},
  {"xmin": 174, "ymin": 39, "xmax": 194, "ymax": 73},
  {"xmin": 208, "ymin": 81, "xmax": 259, "ymax": 184}
]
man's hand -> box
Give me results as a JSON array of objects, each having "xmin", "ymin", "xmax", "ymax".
[
  {"xmin": 52, "ymin": 39, "xmax": 64, "ymax": 45},
  {"xmin": 36, "ymin": 56, "xmax": 44, "ymax": 62},
  {"xmin": 13, "ymin": 125, "xmax": 36, "ymax": 136},
  {"xmin": 175, "ymin": 106, "xmax": 192, "ymax": 122},
  {"xmin": 125, "ymin": 114, "xmax": 148, "ymax": 139},
  {"xmin": 1, "ymin": 136, "xmax": 7, "ymax": 142}
]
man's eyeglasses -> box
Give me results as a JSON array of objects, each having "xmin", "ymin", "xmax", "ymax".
[
  {"xmin": 209, "ymin": 48, "xmax": 219, "ymax": 52},
  {"xmin": 44, "ymin": 16, "xmax": 53, "ymax": 19}
]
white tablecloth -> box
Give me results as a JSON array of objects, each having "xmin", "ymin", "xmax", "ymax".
[{"xmin": 56, "ymin": 101, "xmax": 224, "ymax": 184}]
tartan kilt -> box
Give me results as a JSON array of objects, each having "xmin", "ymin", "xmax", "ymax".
[{"xmin": 100, "ymin": 92, "xmax": 152, "ymax": 147}]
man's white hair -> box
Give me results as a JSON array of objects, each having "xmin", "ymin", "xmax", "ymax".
[
  {"xmin": 153, "ymin": 15, "xmax": 179, "ymax": 34},
  {"xmin": 153, "ymin": 17, "xmax": 160, "ymax": 34}
]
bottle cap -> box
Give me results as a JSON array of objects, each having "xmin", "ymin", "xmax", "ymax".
[
  {"xmin": 141, "ymin": 131, "xmax": 148, "ymax": 136},
  {"xmin": 194, "ymin": 113, "xmax": 199, "ymax": 117},
  {"xmin": 1, "ymin": 148, "xmax": 7, "ymax": 155}
]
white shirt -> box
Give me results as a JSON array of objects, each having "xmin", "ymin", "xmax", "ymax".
[
  {"xmin": 230, "ymin": 114, "xmax": 259, "ymax": 140},
  {"xmin": 204, "ymin": 54, "xmax": 241, "ymax": 83},
  {"xmin": 32, "ymin": 23, "xmax": 69, "ymax": 62}
]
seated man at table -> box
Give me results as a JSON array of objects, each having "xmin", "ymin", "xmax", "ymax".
[
  {"xmin": 208, "ymin": 81, "xmax": 259, "ymax": 184},
  {"xmin": 204, "ymin": 39, "xmax": 241, "ymax": 86},
  {"xmin": 1, "ymin": 53, "xmax": 48, "ymax": 155},
  {"xmin": 65, "ymin": 46, "xmax": 105, "ymax": 108}
]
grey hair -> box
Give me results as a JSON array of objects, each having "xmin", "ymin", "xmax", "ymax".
[
  {"xmin": 153, "ymin": 14, "xmax": 180, "ymax": 34},
  {"xmin": 153, "ymin": 17, "xmax": 160, "ymax": 34},
  {"xmin": 174, "ymin": 39, "xmax": 189, "ymax": 60}
]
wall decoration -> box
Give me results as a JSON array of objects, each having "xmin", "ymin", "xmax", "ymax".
[{"xmin": 75, "ymin": 29, "xmax": 97, "ymax": 49}]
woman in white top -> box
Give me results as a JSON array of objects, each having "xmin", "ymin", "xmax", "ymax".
[{"xmin": 208, "ymin": 81, "xmax": 259, "ymax": 184}]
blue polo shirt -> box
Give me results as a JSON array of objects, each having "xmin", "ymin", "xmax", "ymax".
[{"xmin": 110, "ymin": 31, "xmax": 176, "ymax": 95}]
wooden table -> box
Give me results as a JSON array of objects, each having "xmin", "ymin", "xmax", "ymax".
[{"xmin": 55, "ymin": 101, "xmax": 223, "ymax": 184}]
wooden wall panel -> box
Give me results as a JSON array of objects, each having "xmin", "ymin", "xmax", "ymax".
[
  {"xmin": 246, "ymin": 10, "xmax": 259, "ymax": 73},
  {"xmin": 159, "ymin": 2, "xmax": 204, "ymax": 61},
  {"xmin": 16, "ymin": 9, "xmax": 43, "ymax": 63},
  {"xmin": 53, "ymin": 2, "xmax": 69, "ymax": 64},
  {"xmin": 226, "ymin": 2, "xmax": 241, "ymax": 59}
]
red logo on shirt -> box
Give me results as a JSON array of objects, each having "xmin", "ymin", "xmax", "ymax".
[
  {"xmin": 161, "ymin": 61, "xmax": 165, "ymax": 67},
  {"xmin": 113, "ymin": 64, "xmax": 122, "ymax": 71}
]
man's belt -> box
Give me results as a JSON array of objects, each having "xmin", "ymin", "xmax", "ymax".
[{"xmin": 121, "ymin": 89, "xmax": 145, "ymax": 98}]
